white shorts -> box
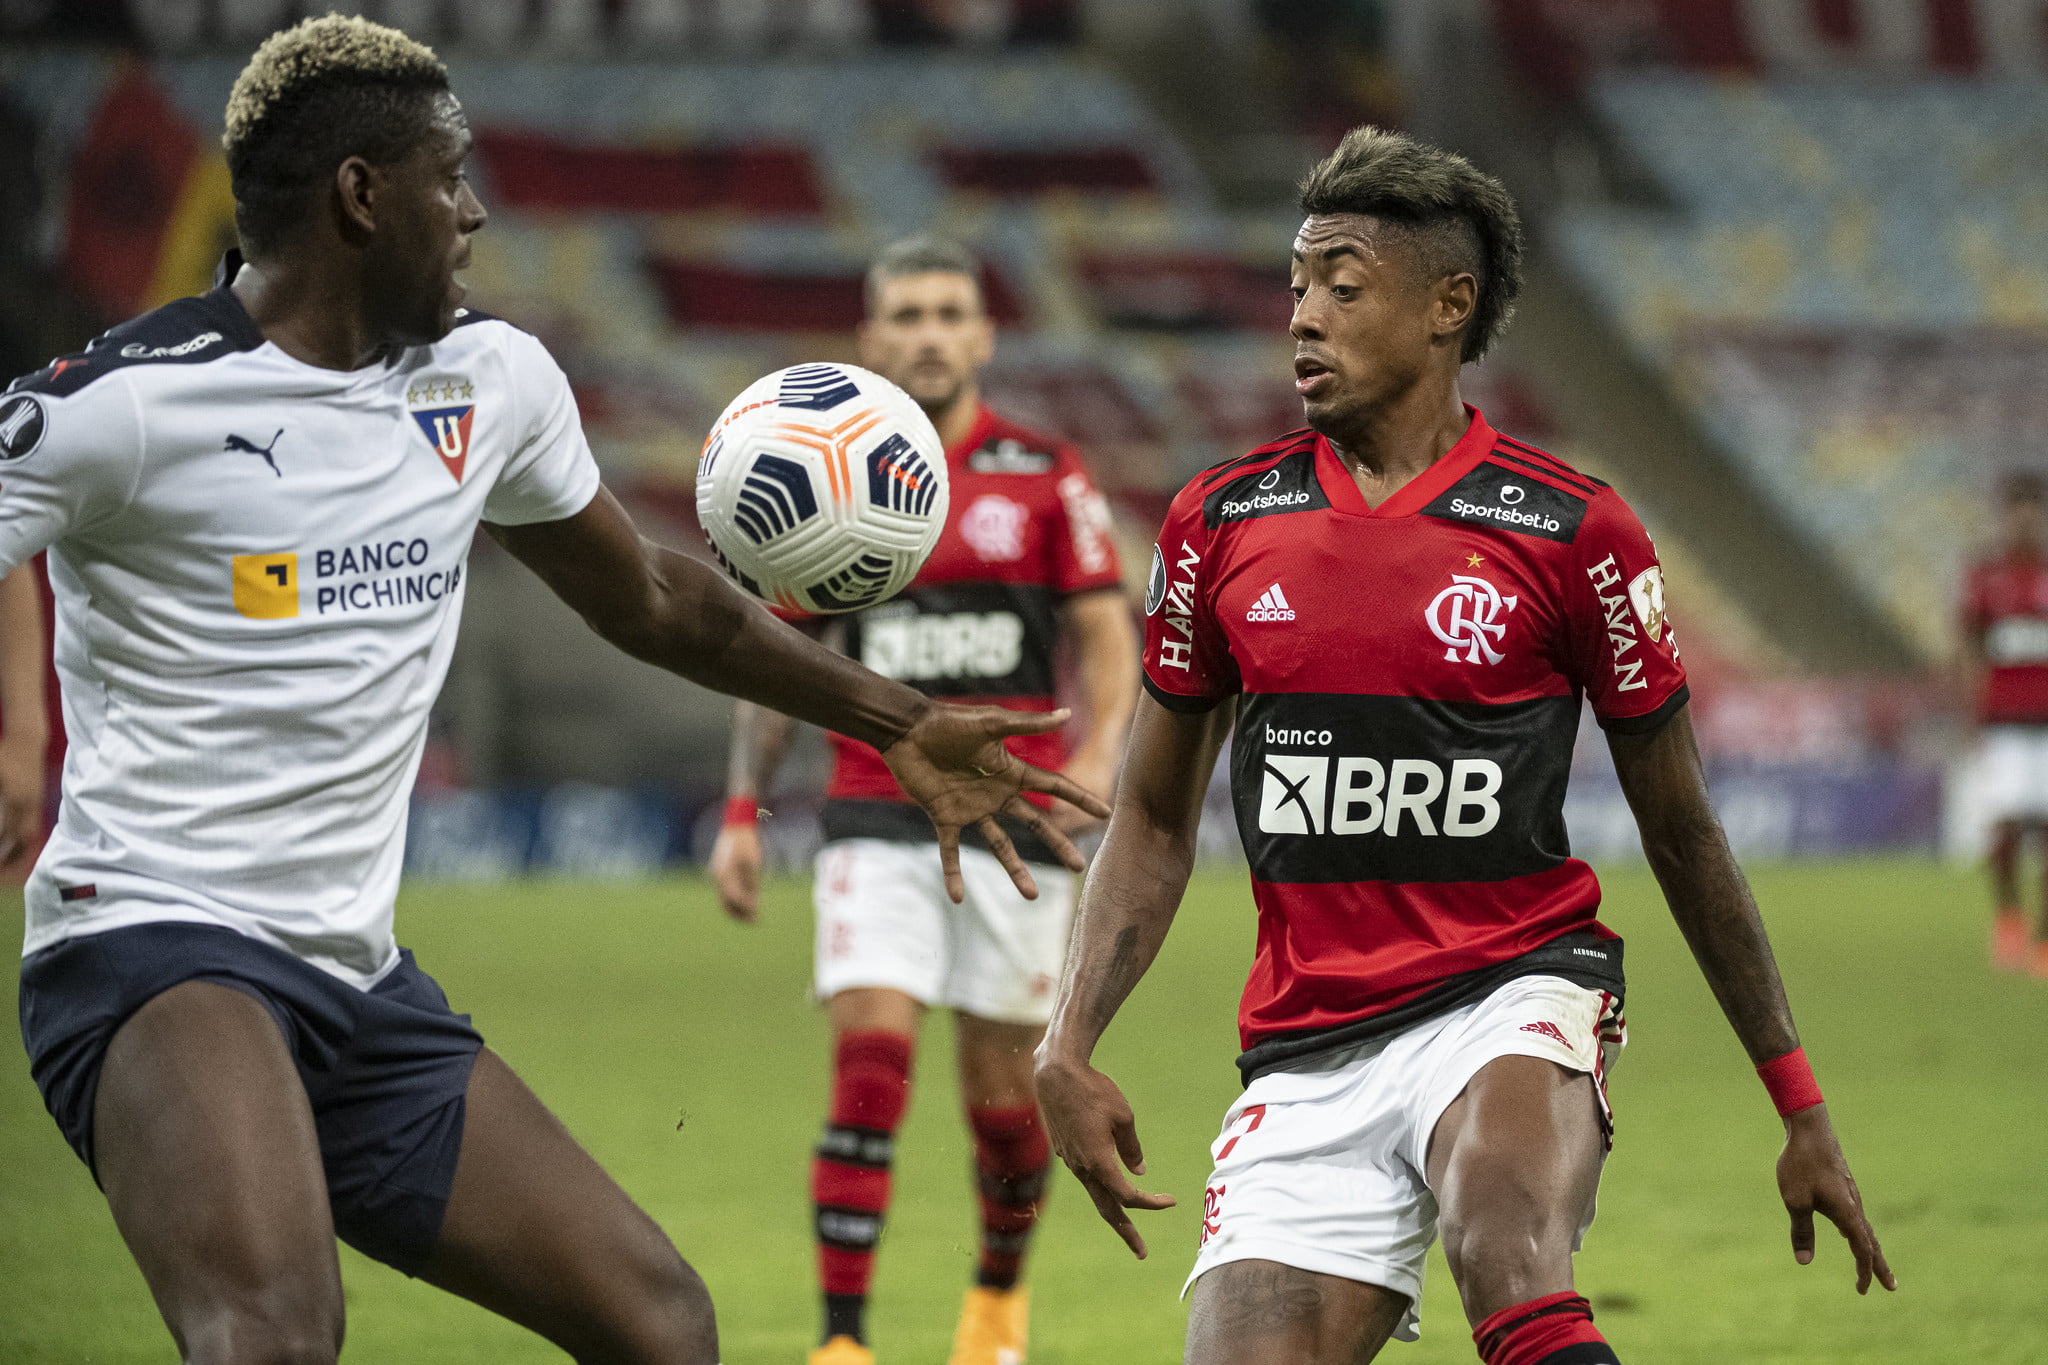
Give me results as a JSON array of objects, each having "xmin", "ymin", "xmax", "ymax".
[
  {"xmin": 813, "ymin": 838, "xmax": 1074, "ymax": 1026},
  {"xmin": 1976, "ymin": 726, "xmax": 2048, "ymax": 822},
  {"xmin": 1185, "ymin": 974, "xmax": 1626, "ymax": 1343}
]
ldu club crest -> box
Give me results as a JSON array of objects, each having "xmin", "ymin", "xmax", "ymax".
[{"xmin": 408, "ymin": 378, "xmax": 475, "ymax": 483}]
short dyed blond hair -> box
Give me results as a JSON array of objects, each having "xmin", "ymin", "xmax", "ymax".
[{"xmin": 224, "ymin": 14, "xmax": 452, "ymax": 255}]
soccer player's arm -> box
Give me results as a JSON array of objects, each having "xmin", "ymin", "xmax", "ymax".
[
  {"xmin": 708, "ymin": 614, "xmax": 829, "ymax": 921},
  {"xmin": 478, "ymin": 334, "xmax": 1105, "ymax": 901},
  {"xmin": 1050, "ymin": 453, "xmax": 1138, "ymax": 832},
  {"xmin": 0, "ymin": 370, "xmax": 140, "ymax": 863},
  {"xmin": 1036, "ymin": 489, "xmax": 1232, "ymax": 1258},
  {"xmin": 1577, "ymin": 493, "xmax": 1896, "ymax": 1295},
  {"xmin": 0, "ymin": 564, "xmax": 47, "ymax": 866}
]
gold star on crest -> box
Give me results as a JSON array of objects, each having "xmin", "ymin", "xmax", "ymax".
[{"xmin": 1465, "ymin": 552, "xmax": 1485, "ymax": 568}]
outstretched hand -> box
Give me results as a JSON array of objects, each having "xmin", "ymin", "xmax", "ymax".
[
  {"xmin": 881, "ymin": 703, "xmax": 1110, "ymax": 903},
  {"xmin": 1777, "ymin": 1106, "xmax": 1896, "ymax": 1294},
  {"xmin": 1036, "ymin": 1057, "xmax": 1176, "ymax": 1258}
]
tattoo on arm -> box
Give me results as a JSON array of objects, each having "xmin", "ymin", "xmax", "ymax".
[
  {"xmin": 1089, "ymin": 925, "xmax": 1141, "ymax": 1030},
  {"xmin": 1610, "ymin": 707, "xmax": 1800, "ymax": 1062}
]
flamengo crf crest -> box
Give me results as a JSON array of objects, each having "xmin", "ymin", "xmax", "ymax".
[
  {"xmin": 1427, "ymin": 573, "xmax": 1517, "ymax": 665},
  {"xmin": 411, "ymin": 405, "xmax": 475, "ymax": 483}
]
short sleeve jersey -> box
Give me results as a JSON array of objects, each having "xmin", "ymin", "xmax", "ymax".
[
  {"xmin": 814, "ymin": 406, "xmax": 1122, "ymax": 849},
  {"xmin": 1959, "ymin": 552, "xmax": 2048, "ymax": 725},
  {"xmin": 1140, "ymin": 409, "xmax": 1686, "ymax": 1078},
  {"xmin": 0, "ymin": 262, "xmax": 600, "ymax": 987}
]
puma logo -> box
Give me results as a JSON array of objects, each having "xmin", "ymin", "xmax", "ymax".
[{"xmin": 225, "ymin": 429, "xmax": 283, "ymax": 477}]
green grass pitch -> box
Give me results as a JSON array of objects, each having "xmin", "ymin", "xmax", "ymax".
[{"xmin": 4, "ymin": 858, "xmax": 2045, "ymax": 1361}]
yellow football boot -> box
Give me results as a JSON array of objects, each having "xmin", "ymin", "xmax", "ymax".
[
  {"xmin": 808, "ymin": 1334, "xmax": 874, "ymax": 1365},
  {"xmin": 946, "ymin": 1285, "xmax": 1029, "ymax": 1365}
]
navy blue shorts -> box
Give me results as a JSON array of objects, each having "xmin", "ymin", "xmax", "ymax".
[{"xmin": 19, "ymin": 921, "xmax": 483, "ymax": 1275}]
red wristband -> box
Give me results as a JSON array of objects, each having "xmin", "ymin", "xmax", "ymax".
[
  {"xmin": 1757, "ymin": 1047, "xmax": 1824, "ymax": 1117},
  {"xmin": 721, "ymin": 797, "xmax": 760, "ymax": 829}
]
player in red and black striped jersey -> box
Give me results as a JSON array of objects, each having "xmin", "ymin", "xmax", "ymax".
[
  {"xmin": 707, "ymin": 237, "xmax": 1135, "ymax": 1365},
  {"xmin": 1958, "ymin": 471, "xmax": 2048, "ymax": 972},
  {"xmin": 1037, "ymin": 128, "xmax": 1892, "ymax": 1365}
]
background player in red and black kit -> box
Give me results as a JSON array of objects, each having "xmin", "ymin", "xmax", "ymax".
[
  {"xmin": 707, "ymin": 236, "xmax": 1137, "ymax": 1365},
  {"xmin": 1959, "ymin": 470, "xmax": 2048, "ymax": 973},
  {"xmin": 1036, "ymin": 127, "xmax": 1893, "ymax": 1365},
  {"xmin": 0, "ymin": 564, "xmax": 46, "ymax": 872}
]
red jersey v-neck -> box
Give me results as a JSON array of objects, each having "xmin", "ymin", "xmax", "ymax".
[{"xmin": 1315, "ymin": 405, "xmax": 1498, "ymax": 517}]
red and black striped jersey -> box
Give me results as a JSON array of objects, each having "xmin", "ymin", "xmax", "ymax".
[
  {"xmin": 1140, "ymin": 407, "xmax": 1686, "ymax": 1079},
  {"xmin": 818, "ymin": 405, "xmax": 1122, "ymax": 852},
  {"xmin": 1960, "ymin": 551, "xmax": 2048, "ymax": 725}
]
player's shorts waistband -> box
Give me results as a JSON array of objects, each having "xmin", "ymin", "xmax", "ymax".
[{"xmin": 1234, "ymin": 930, "xmax": 1625, "ymax": 1085}]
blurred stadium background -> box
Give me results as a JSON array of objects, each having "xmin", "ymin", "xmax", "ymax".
[
  {"xmin": 7, "ymin": 0, "xmax": 2042, "ymax": 876},
  {"xmin": 2, "ymin": 1, "xmax": 2046, "ymax": 1361}
]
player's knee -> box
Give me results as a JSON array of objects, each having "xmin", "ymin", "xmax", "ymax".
[
  {"xmin": 1440, "ymin": 1197, "xmax": 1576, "ymax": 1302},
  {"xmin": 600, "ymin": 1245, "xmax": 718, "ymax": 1365},
  {"xmin": 178, "ymin": 1291, "xmax": 344, "ymax": 1365}
]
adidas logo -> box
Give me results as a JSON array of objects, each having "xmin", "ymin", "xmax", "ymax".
[
  {"xmin": 1246, "ymin": 583, "xmax": 1295, "ymax": 622},
  {"xmin": 1519, "ymin": 1020, "xmax": 1575, "ymax": 1051}
]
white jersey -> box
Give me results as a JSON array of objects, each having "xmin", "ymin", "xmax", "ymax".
[{"xmin": 0, "ymin": 264, "xmax": 600, "ymax": 987}]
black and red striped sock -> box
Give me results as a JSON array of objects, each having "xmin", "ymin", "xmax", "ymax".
[
  {"xmin": 968, "ymin": 1103, "xmax": 1050, "ymax": 1290},
  {"xmin": 812, "ymin": 1030, "xmax": 912, "ymax": 1345},
  {"xmin": 1473, "ymin": 1292, "xmax": 1619, "ymax": 1365}
]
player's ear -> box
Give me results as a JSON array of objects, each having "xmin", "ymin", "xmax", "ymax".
[
  {"xmin": 1433, "ymin": 272, "xmax": 1478, "ymax": 344},
  {"xmin": 333, "ymin": 156, "xmax": 380, "ymax": 242}
]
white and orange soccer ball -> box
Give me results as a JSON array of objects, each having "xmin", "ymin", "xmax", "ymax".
[{"xmin": 696, "ymin": 364, "xmax": 948, "ymax": 614}]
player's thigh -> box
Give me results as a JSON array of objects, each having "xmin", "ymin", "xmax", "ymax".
[
  {"xmin": 814, "ymin": 839, "xmax": 949, "ymax": 1006},
  {"xmin": 1424, "ymin": 1053, "xmax": 1605, "ymax": 1318},
  {"xmin": 946, "ymin": 848, "xmax": 1072, "ymax": 1025},
  {"xmin": 828, "ymin": 985, "xmax": 925, "ymax": 1037},
  {"xmin": 93, "ymin": 979, "xmax": 344, "ymax": 1362},
  {"xmin": 1186, "ymin": 1259, "xmax": 1407, "ymax": 1365},
  {"xmin": 954, "ymin": 1009, "xmax": 1043, "ymax": 1111},
  {"xmin": 418, "ymin": 1048, "xmax": 716, "ymax": 1365}
]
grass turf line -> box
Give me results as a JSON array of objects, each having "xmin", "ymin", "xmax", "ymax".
[{"xmin": 3, "ymin": 859, "xmax": 2044, "ymax": 1361}]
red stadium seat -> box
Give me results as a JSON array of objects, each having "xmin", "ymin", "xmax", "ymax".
[
  {"xmin": 1076, "ymin": 252, "xmax": 1294, "ymax": 331},
  {"xmin": 646, "ymin": 260, "xmax": 1026, "ymax": 331},
  {"xmin": 932, "ymin": 146, "xmax": 1157, "ymax": 195},
  {"xmin": 474, "ymin": 130, "xmax": 829, "ymax": 216},
  {"xmin": 980, "ymin": 365, "xmax": 1159, "ymax": 449}
]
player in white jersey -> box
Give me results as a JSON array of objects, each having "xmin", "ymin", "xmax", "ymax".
[{"xmin": 0, "ymin": 19, "xmax": 1105, "ymax": 1365}]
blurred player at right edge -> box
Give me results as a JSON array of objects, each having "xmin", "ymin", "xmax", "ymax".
[
  {"xmin": 1960, "ymin": 471, "xmax": 2048, "ymax": 973},
  {"xmin": 1038, "ymin": 127, "xmax": 1892, "ymax": 1365},
  {"xmin": 707, "ymin": 236, "xmax": 1137, "ymax": 1365}
]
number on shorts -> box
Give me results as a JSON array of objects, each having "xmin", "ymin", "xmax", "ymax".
[{"xmin": 1215, "ymin": 1103, "xmax": 1267, "ymax": 1161}]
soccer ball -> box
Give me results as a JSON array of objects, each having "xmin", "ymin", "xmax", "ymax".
[{"xmin": 696, "ymin": 363, "xmax": 949, "ymax": 614}]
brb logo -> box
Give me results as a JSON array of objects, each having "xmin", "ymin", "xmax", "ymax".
[
  {"xmin": 862, "ymin": 609, "xmax": 1025, "ymax": 682},
  {"xmin": 1257, "ymin": 742, "xmax": 1503, "ymax": 838},
  {"xmin": 1427, "ymin": 573, "xmax": 1517, "ymax": 665}
]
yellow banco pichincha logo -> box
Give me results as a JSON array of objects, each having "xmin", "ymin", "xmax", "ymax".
[{"xmin": 231, "ymin": 553, "xmax": 299, "ymax": 619}]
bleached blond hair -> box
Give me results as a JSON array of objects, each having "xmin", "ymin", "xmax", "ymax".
[{"xmin": 223, "ymin": 13, "xmax": 452, "ymax": 255}]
